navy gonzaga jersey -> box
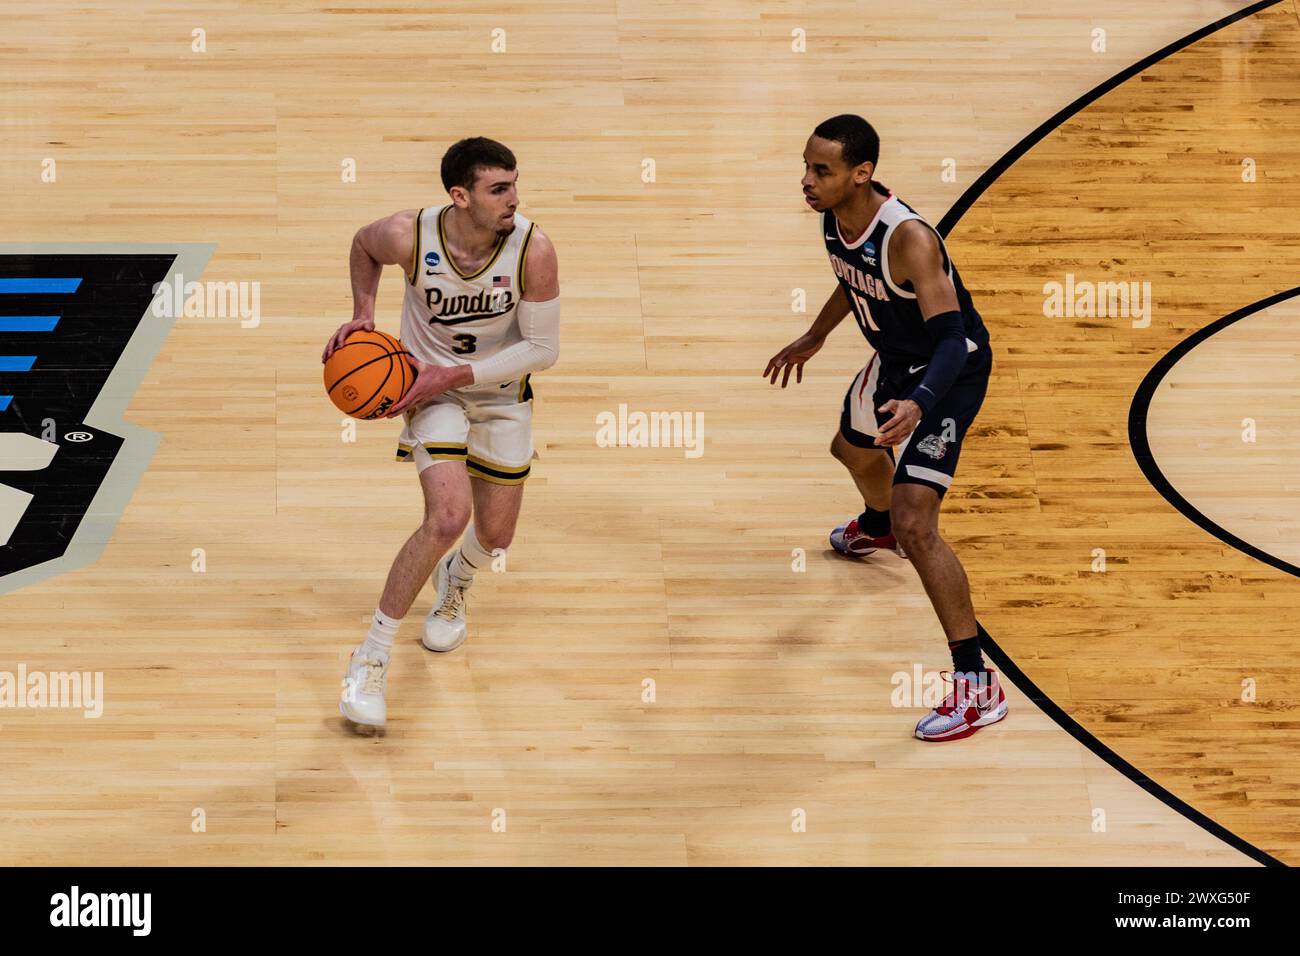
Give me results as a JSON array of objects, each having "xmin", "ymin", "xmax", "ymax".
[{"xmin": 823, "ymin": 182, "xmax": 990, "ymax": 380}]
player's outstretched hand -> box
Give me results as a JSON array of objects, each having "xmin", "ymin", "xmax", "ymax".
[
  {"xmin": 322, "ymin": 316, "xmax": 375, "ymax": 363},
  {"xmin": 763, "ymin": 333, "xmax": 826, "ymax": 387},
  {"xmin": 874, "ymin": 398, "xmax": 923, "ymax": 447}
]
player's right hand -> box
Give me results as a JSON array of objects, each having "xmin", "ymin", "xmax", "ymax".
[
  {"xmin": 322, "ymin": 316, "xmax": 375, "ymax": 363},
  {"xmin": 763, "ymin": 333, "xmax": 825, "ymax": 387}
]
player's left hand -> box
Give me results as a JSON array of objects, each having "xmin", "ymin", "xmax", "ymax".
[
  {"xmin": 874, "ymin": 399, "xmax": 923, "ymax": 447},
  {"xmin": 386, "ymin": 357, "xmax": 458, "ymax": 418}
]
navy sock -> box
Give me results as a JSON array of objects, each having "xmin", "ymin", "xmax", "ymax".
[
  {"xmin": 948, "ymin": 634, "xmax": 985, "ymax": 675},
  {"xmin": 857, "ymin": 505, "xmax": 891, "ymax": 538}
]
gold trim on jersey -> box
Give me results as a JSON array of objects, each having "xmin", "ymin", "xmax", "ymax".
[
  {"xmin": 438, "ymin": 206, "xmax": 508, "ymax": 281},
  {"xmin": 516, "ymin": 222, "xmax": 536, "ymax": 296},
  {"xmin": 407, "ymin": 208, "xmax": 424, "ymax": 286},
  {"xmin": 395, "ymin": 441, "xmax": 469, "ymax": 462},
  {"xmin": 517, "ymin": 373, "xmax": 532, "ymax": 403},
  {"xmin": 465, "ymin": 453, "xmax": 530, "ymax": 485},
  {"xmin": 393, "ymin": 445, "xmax": 529, "ymax": 482}
]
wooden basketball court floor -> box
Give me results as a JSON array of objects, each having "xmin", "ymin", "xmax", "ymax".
[{"xmin": 1, "ymin": 0, "xmax": 1297, "ymax": 865}]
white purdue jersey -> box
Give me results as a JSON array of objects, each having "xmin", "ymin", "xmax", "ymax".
[{"xmin": 401, "ymin": 204, "xmax": 536, "ymax": 368}]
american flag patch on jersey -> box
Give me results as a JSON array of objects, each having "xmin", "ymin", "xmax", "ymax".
[{"xmin": 492, "ymin": 275, "xmax": 511, "ymax": 288}]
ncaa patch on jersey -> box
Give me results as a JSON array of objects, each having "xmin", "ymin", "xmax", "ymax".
[
  {"xmin": 0, "ymin": 243, "xmax": 213, "ymax": 597},
  {"xmin": 425, "ymin": 251, "xmax": 441, "ymax": 267}
]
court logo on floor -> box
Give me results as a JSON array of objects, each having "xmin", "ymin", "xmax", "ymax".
[{"xmin": 0, "ymin": 244, "xmax": 213, "ymax": 596}]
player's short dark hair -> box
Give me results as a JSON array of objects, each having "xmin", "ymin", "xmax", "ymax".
[
  {"xmin": 440, "ymin": 137, "xmax": 517, "ymax": 193},
  {"xmin": 813, "ymin": 114, "xmax": 880, "ymax": 170}
]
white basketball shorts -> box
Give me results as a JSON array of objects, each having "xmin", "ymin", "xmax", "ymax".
[{"xmin": 394, "ymin": 374, "xmax": 535, "ymax": 484}]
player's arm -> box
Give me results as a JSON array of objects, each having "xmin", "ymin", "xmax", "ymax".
[
  {"xmin": 874, "ymin": 222, "xmax": 968, "ymax": 445},
  {"xmin": 810, "ymin": 284, "xmax": 853, "ymax": 337},
  {"xmin": 463, "ymin": 227, "xmax": 561, "ymax": 386},
  {"xmin": 763, "ymin": 285, "xmax": 850, "ymax": 387},
  {"xmin": 322, "ymin": 209, "xmax": 418, "ymax": 362},
  {"xmin": 899, "ymin": 226, "xmax": 972, "ymax": 416},
  {"xmin": 353, "ymin": 209, "xmax": 419, "ymax": 318},
  {"xmin": 891, "ymin": 221, "xmax": 968, "ymax": 415}
]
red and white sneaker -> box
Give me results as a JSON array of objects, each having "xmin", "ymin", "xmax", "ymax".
[
  {"xmin": 829, "ymin": 516, "xmax": 904, "ymax": 558},
  {"xmin": 914, "ymin": 669, "xmax": 1008, "ymax": 742}
]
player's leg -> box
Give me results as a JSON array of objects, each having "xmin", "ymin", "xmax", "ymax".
[
  {"xmin": 892, "ymin": 481, "xmax": 1004, "ymax": 741},
  {"xmin": 423, "ymin": 477, "xmax": 525, "ymax": 652},
  {"xmin": 887, "ymin": 372, "xmax": 1006, "ymax": 741},
  {"xmin": 341, "ymin": 457, "xmax": 472, "ymax": 726},
  {"xmin": 466, "ymin": 475, "xmax": 525, "ymax": 556},
  {"xmin": 831, "ymin": 431, "xmax": 893, "ymax": 510},
  {"xmin": 890, "ymin": 481, "xmax": 975, "ymax": 639},
  {"xmin": 829, "ymin": 358, "xmax": 900, "ymax": 557},
  {"xmin": 341, "ymin": 402, "xmax": 471, "ymax": 727},
  {"xmin": 424, "ymin": 382, "xmax": 533, "ymax": 652},
  {"xmin": 377, "ymin": 456, "xmax": 473, "ymax": 619}
]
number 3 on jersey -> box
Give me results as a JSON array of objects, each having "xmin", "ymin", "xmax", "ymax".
[{"xmin": 451, "ymin": 333, "xmax": 477, "ymax": 355}]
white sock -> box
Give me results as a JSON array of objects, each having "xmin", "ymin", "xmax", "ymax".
[
  {"xmin": 359, "ymin": 608, "xmax": 402, "ymax": 662},
  {"xmin": 449, "ymin": 525, "xmax": 497, "ymax": 587}
]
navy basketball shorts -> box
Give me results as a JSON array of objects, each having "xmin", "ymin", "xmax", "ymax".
[{"xmin": 838, "ymin": 352, "xmax": 990, "ymax": 497}]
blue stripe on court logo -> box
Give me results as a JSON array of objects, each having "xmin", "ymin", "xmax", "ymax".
[
  {"xmin": 0, "ymin": 276, "xmax": 82, "ymax": 411},
  {"xmin": 0, "ymin": 277, "xmax": 83, "ymax": 294},
  {"xmin": 0, "ymin": 316, "xmax": 61, "ymax": 331}
]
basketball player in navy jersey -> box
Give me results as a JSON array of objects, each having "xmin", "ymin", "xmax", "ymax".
[{"xmin": 764, "ymin": 114, "xmax": 1007, "ymax": 741}]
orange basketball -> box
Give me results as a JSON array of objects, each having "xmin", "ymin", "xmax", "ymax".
[{"xmin": 323, "ymin": 329, "xmax": 413, "ymax": 420}]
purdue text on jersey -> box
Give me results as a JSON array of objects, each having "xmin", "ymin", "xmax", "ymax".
[{"xmin": 402, "ymin": 205, "xmax": 536, "ymax": 363}]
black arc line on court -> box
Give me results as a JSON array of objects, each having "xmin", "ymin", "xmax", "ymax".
[
  {"xmin": 1130, "ymin": 286, "xmax": 1300, "ymax": 581},
  {"xmin": 939, "ymin": 0, "xmax": 1289, "ymax": 867}
]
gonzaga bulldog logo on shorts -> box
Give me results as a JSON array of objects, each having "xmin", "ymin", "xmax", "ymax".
[
  {"xmin": 916, "ymin": 434, "xmax": 949, "ymax": 460},
  {"xmin": 0, "ymin": 244, "xmax": 212, "ymax": 597}
]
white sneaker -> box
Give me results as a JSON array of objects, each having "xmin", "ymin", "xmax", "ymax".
[
  {"xmin": 423, "ymin": 553, "xmax": 469, "ymax": 652},
  {"xmin": 340, "ymin": 650, "xmax": 389, "ymax": 727}
]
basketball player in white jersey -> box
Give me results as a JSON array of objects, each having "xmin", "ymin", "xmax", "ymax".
[{"xmin": 322, "ymin": 137, "xmax": 560, "ymax": 728}]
